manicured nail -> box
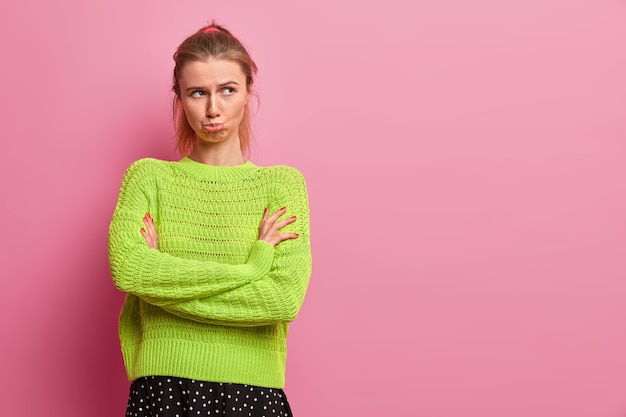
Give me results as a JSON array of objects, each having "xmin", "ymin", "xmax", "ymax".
[
  {"xmin": 294, "ymin": 233, "xmax": 299, "ymax": 237},
  {"xmin": 140, "ymin": 228, "xmax": 146, "ymax": 233},
  {"xmin": 290, "ymin": 216, "xmax": 297, "ymax": 219},
  {"xmin": 280, "ymin": 206, "xmax": 286, "ymax": 211}
]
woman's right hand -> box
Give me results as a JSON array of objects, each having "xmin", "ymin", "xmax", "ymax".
[
  {"xmin": 258, "ymin": 207, "xmax": 299, "ymax": 248},
  {"xmin": 140, "ymin": 213, "xmax": 159, "ymax": 250}
]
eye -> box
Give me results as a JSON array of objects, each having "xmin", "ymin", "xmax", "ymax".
[
  {"xmin": 221, "ymin": 87, "xmax": 235, "ymax": 96},
  {"xmin": 191, "ymin": 90, "xmax": 205, "ymax": 97}
]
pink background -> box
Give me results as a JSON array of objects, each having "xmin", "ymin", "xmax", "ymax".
[{"xmin": 1, "ymin": 1, "xmax": 625, "ymax": 416}]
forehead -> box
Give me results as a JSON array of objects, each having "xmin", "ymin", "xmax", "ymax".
[{"xmin": 179, "ymin": 59, "xmax": 246, "ymax": 86}]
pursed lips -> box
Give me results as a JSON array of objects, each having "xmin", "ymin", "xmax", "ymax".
[{"xmin": 202, "ymin": 122, "xmax": 224, "ymax": 131}]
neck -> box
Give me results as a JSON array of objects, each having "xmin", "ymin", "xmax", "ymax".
[{"xmin": 188, "ymin": 138, "xmax": 245, "ymax": 166}]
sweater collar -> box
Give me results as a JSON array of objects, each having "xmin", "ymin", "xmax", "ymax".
[{"xmin": 176, "ymin": 157, "xmax": 258, "ymax": 181}]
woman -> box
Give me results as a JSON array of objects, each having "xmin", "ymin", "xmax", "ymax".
[{"xmin": 108, "ymin": 23, "xmax": 312, "ymax": 417}]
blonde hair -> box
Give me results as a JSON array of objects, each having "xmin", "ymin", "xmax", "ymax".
[{"xmin": 172, "ymin": 22, "xmax": 258, "ymax": 156}]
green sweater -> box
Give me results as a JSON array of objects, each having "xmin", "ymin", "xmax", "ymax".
[{"xmin": 108, "ymin": 157, "xmax": 312, "ymax": 388}]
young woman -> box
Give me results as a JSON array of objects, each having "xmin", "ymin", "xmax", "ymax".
[{"xmin": 108, "ymin": 23, "xmax": 312, "ymax": 417}]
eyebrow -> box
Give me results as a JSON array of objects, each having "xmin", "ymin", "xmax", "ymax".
[{"xmin": 184, "ymin": 81, "xmax": 240, "ymax": 91}]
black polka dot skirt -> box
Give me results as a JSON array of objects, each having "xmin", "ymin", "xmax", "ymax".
[{"xmin": 125, "ymin": 376, "xmax": 293, "ymax": 417}]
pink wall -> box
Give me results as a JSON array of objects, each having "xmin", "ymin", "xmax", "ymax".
[{"xmin": 1, "ymin": 1, "xmax": 625, "ymax": 416}]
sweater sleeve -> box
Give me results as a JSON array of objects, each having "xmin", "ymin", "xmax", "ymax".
[
  {"xmin": 160, "ymin": 166, "xmax": 312, "ymax": 326},
  {"xmin": 108, "ymin": 159, "xmax": 275, "ymax": 305}
]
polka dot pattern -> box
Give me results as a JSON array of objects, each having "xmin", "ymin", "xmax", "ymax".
[{"xmin": 126, "ymin": 376, "xmax": 293, "ymax": 417}]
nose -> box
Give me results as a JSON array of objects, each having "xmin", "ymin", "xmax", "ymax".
[{"xmin": 206, "ymin": 95, "xmax": 220, "ymax": 118}]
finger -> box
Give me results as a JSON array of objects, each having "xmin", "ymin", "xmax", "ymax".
[
  {"xmin": 142, "ymin": 217, "xmax": 154, "ymax": 239},
  {"xmin": 271, "ymin": 232, "xmax": 300, "ymax": 245},
  {"xmin": 140, "ymin": 225, "xmax": 151, "ymax": 242},
  {"xmin": 258, "ymin": 207, "xmax": 295, "ymax": 246},
  {"xmin": 262, "ymin": 208, "xmax": 290, "ymax": 233},
  {"xmin": 279, "ymin": 232, "xmax": 299, "ymax": 240},
  {"xmin": 267, "ymin": 215, "xmax": 297, "ymax": 234},
  {"xmin": 267, "ymin": 206, "xmax": 287, "ymax": 222},
  {"xmin": 273, "ymin": 215, "xmax": 297, "ymax": 230},
  {"xmin": 259, "ymin": 207, "xmax": 284, "ymax": 234},
  {"xmin": 259, "ymin": 207, "xmax": 271, "ymax": 225},
  {"xmin": 262, "ymin": 207, "xmax": 272, "ymax": 227},
  {"xmin": 142, "ymin": 213, "xmax": 158, "ymax": 249},
  {"xmin": 144, "ymin": 216, "xmax": 156, "ymax": 235}
]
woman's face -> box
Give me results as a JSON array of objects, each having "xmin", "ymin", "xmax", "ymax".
[{"xmin": 178, "ymin": 58, "xmax": 250, "ymax": 147}]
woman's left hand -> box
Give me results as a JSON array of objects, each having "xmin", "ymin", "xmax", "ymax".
[{"xmin": 140, "ymin": 213, "xmax": 159, "ymax": 250}]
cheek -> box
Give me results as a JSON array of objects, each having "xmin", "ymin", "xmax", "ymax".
[
  {"xmin": 234, "ymin": 99, "xmax": 248, "ymax": 117},
  {"xmin": 182, "ymin": 101, "xmax": 202, "ymax": 122}
]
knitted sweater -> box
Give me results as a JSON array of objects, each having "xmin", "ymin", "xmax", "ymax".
[{"xmin": 108, "ymin": 157, "xmax": 312, "ymax": 388}]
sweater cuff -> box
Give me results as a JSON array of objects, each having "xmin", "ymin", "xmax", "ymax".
[{"xmin": 246, "ymin": 240, "xmax": 274, "ymax": 281}]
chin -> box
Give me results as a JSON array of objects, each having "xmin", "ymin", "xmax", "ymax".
[{"xmin": 200, "ymin": 132, "xmax": 232, "ymax": 143}]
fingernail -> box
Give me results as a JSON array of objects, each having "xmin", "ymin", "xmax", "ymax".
[
  {"xmin": 294, "ymin": 233, "xmax": 299, "ymax": 237},
  {"xmin": 290, "ymin": 216, "xmax": 297, "ymax": 219},
  {"xmin": 140, "ymin": 228, "xmax": 146, "ymax": 233},
  {"xmin": 280, "ymin": 206, "xmax": 286, "ymax": 211}
]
